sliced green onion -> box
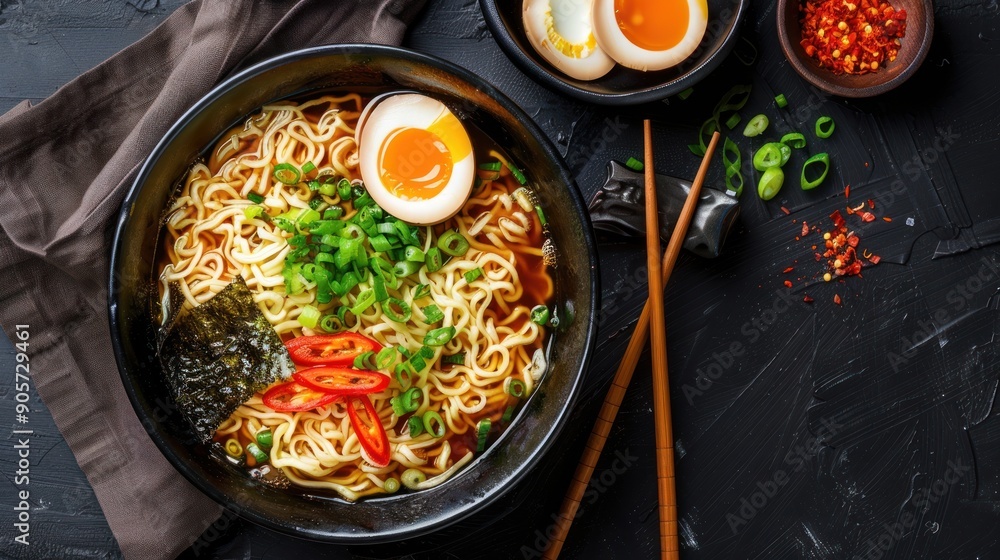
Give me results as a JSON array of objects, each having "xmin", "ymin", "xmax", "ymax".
[
  {"xmin": 407, "ymin": 416, "xmax": 424, "ymax": 437},
  {"xmin": 530, "ymin": 305, "xmax": 550, "ymax": 325},
  {"xmin": 417, "ymin": 345, "xmax": 434, "ymax": 360},
  {"xmin": 757, "ymin": 167, "xmax": 785, "ymax": 201},
  {"xmin": 625, "ymin": 157, "xmax": 644, "ymax": 171},
  {"xmin": 438, "ymin": 230, "xmax": 469, "ymax": 257},
  {"xmin": 505, "ymin": 378, "xmax": 527, "ymax": 398},
  {"xmin": 725, "ymin": 113, "xmax": 742, "ymax": 130},
  {"xmin": 395, "ymin": 361, "xmax": 415, "ymax": 390},
  {"xmin": 475, "ymin": 418, "xmax": 492, "ymax": 452},
  {"xmin": 372, "ymin": 276, "xmax": 389, "ymax": 302},
  {"xmin": 383, "ymin": 297, "xmax": 411, "ymax": 323},
  {"xmin": 369, "ymin": 234, "xmax": 392, "ymax": 253},
  {"xmin": 502, "ymin": 405, "xmax": 515, "ymax": 423},
  {"xmin": 298, "ymin": 305, "xmax": 321, "ymax": 329},
  {"xmin": 255, "ymin": 429, "xmax": 273, "ymax": 450},
  {"xmin": 376, "ymin": 346, "xmax": 395, "ymax": 370},
  {"xmin": 442, "ymin": 352, "xmax": 466, "ymax": 365},
  {"xmin": 393, "ymin": 260, "xmax": 421, "ymax": 278},
  {"xmin": 247, "ymin": 192, "xmax": 265, "ymax": 204},
  {"xmin": 354, "ymin": 350, "xmax": 378, "ymax": 370},
  {"xmin": 337, "ymin": 179, "xmax": 353, "ymax": 200},
  {"xmin": 425, "ymin": 247, "xmax": 443, "ymax": 272},
  {"xmin": 272, "ymin": 163, "xmax": 301, "ymax": 185},
  {"xmin": 722, "ymin": 137, "xmax": 743, "ymax": 196},
  {"xmin": 224, "ymin": 439, "xmax": 243, "ymax": 458},
  {"xmin": 319, "ymin": 181, "xmax": 337, "ymax": 197},
  {"xmin": 246, "ymin": 442, "xmax": 268, "ymax": 463},
  {"xmin": 308, "ymin": 197, "xmax": 324, "ymax": 211},
  {"xmin": 464, "ymin": 267, "xmax": 483, "ymax": 283},
  {"xmin": 301, "ymin": 161, "xmax": 316, "ymax": 174},
  {"xmin": 391, "ymin": 395, "xmax": 409, "ymax": 417},
  {"xmin": 478, "ymin": 161, "xmax": 502, "ymax": 172},
  {"xmin": 423, "ymin": 326, "xmax": 456, "ymax": 347},
  {"xmin": 383, "ymin": 478, "xmax": 400, "ymax": 493},
  {"xmin": 401, "ymin": 468, "xmax": 427, "ymax": 489},
  {"xmin": 422, "ymin": 410, "xmax": 446, "ymax": 438},
  {"xmin": 778, "ymin": 143, "xmax": 792, "ymax": 167},
  {"xmin": 726, "ymin": 166, "xmax": 745, "ymax": 197},
  {"xmin": 422, "ymin": 304, "xmax": 444, "ymax": 325},
  {"xmin": 308, "ymin": 180, "xmax": 321, "ymax": 192},
  {"xmin": 535, "ymin": 205, "xmax": 548, "ymax": 226},
  {"xmin": 775, "ymin": 94, "xmax": 788, "ymax": 108},
  {"xmin": 507, "ymin": 160, "xmax": 527, "ymax": 185},
  {"xmin": 743, "ymin": 114, "xmax": 769, "ymax": 137},
  {"xmin": 404, "ymin": 246, "xmax": 425, "ymax": 263},
  {"xmin": 780, "ymin": 132, "xmax": 806, "ymax": 149},
  {"xmin": 815, "ymin": 116, "xmax": 835, "ymax": 139},
  {"xmin": 753, "ymin": 143, "xmax": 785, "ymax": 171},
  {"xmin": 320, "ymin": 314, "xmax": 343, "ymax": 333},
  {"xmin": 801, "ymin": 152, "xmax": 831, "ymax": 190},
  {"xmin": 690, "ymin": 117, "xmax": 718, "ymax": 157},
  {"xmin": 244, "ymin": 205, "xmax": 266, "ymax": 220},
  {"xmin": 351, "ymin": 289, "xmax": 377, "ymax": 315},
  {"xmin": 677, "ymin": 87, "xmax": 694, "ymax": 100},
  {"xmin": 398, "ymin": 387, "xmax": 422, "ymax": 414},
  {"xmin": 413, "ymin": 284, "xmax": 431, "ymax": 300}
]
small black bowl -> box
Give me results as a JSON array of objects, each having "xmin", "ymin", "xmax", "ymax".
[
  {"xmin": 108, "ymin": 44, "xmax": 599, "ymax": 543},
  {"xmin": 480, "ymin": 0, "xmax": 749, "ymax": 105}
]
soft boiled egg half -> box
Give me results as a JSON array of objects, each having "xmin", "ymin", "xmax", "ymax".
[
  {"xmin": 593, "ymin": 0, "xmax": 709, "ymax": 72},
  {"xmin": 523, "ymin": 0, "xmax": 616, "ymax": 81},
  {"xmin": 356, "ymin": 93, "xmax": 475, "ymax": 226}
]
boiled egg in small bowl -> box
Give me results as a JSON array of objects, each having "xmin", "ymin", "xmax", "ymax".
[
  {"xmin": 356, "ymin": 93, "xmax": 475, "ymax": 226},
  {"xmin": 522, "ymin": 0, "xmax": 616, "ymax": 81},
  {"xmin": 593, "ymin": 0, "xmax": 709, "ymax": 72}
]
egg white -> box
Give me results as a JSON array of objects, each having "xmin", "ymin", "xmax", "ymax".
[
  {"xmin": 356, "ymin": 94, "xmax": 475, "ymax": 226},
  {"xmin": 592, "ymin": 0, "xmax": 708, "ymax": 72},
  {"xmin": 523, "ymin": 0, "xmax": 615, "ymax": 81}
]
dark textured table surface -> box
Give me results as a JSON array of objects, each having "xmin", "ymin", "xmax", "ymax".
[{"xmin": 3, "ymin": 1, "xmax": 1000, "ymax": 559}]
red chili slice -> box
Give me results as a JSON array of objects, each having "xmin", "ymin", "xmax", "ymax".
[
  {"xmin": 293, "ymin": 366, "xmax": 389, "ymax": 396},
  {"xmin": 262, "ymin": 381, "xmax": 339, "ymax": 412},
  {"xmin": 285, "ymin": 333, "xmax": 383, "ymax": 367},
  {"xmin": 346, "ymin": 395, "xmax": 391, "ymax": 467}
]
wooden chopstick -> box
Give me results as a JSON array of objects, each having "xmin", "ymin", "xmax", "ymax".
[
  {"xmin": 542, "ymin": 129, "xmax": 722, "ymax": 560},
  {"xmin": 643, "ymin": 119, "xmax": 676, "ymax": 559}
]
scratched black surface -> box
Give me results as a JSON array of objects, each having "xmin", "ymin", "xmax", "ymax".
[{"xmin": 1, "ymin": 0, "xmax": 1000, "ymax": 559}]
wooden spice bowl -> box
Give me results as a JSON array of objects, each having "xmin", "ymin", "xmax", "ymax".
[{"xmin": 777, "ymin": 0, "xmax": 934, "ymax": 97}]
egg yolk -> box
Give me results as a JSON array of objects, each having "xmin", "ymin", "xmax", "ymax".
[
  {"xmin": 614, "ymin": 0, "xmax": 689, "ymax": 51},
  {"xmin": 378, "ymin": 127, "xmax": 453, "ymax": 200}
]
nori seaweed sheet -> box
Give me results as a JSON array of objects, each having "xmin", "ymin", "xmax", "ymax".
[{"xmin": 158, "ymin": 276, "xmax": 292, "ymax": 442}]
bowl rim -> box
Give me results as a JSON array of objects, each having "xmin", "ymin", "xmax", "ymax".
[
  {"xmin": 478, "ymin": 0, "xmax": 750, "ymax": 106},
  {"xmin": 776, "ymin": 0, "xmax": 935, "ymax": 98},
  {"xmin": 107, "ymin": 43, "xmax": 599, "ymax": 543}
]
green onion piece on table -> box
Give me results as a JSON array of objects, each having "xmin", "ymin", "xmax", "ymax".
[
  {"xmin": 801, "ymin": 152, "xmax": 831, "ymax": 190},
  {"xmin": 775, "ymin": 94, "xmax": 788, "ymax": 108},
  {"xmin": 625, "ymin": 157, "xmax": 644, "ymax": 171},
  {"xmin": 272, "ymin": 163, "xmax": 301, "ymax": 185},
  {"xmin": 780, "ymin": 132, "xmax": 807, "ymax": 149},
  {"xmin": 722, "ymin": 137, "xmax": 744, "ymax": 196},
  {"xmin": 725, "ymin": 113, "xmax": 742, "ymax": 130},
  {"xmin": 677, "ymin": 87, "xmax": 694, "ymax": 100},
  {"xmin": 743, "ymin": 114, "xmax": 769, "ymax": 137},
  {"xmin": 815, "ymin": 116, "xmax": 835, "ymax": 139},
  {"xmin": 778, "ymin": 143, "xmax": 792, "ymax": 167},
  {"xmin": 757, "ymin": 167, "xmax": 785, "ymax": 201},
  {"xmin": 753, "ymin": 143, "xmax": 785, "ymax": 171},
  {"xmin": 476, "ymin": 418, "xmax": 492, "ymax": 452}
]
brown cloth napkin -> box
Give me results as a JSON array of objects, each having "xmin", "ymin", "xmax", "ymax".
[{"xmin": 0, "ymin": 0, "xmax": 425, "ymax": 558}]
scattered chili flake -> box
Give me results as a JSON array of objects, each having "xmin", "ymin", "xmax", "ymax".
[
  {"xmin": 830, "ymin": 209, "xmax": 845, "ymax": 228},
  {"xmin": 781, "ymin": 206, "xmax": 791, "ymax": 215},
  {"xmin": 869, "ymin": 254, "xmax": 881, "ymax": 264},
  {"xmin": 860, "ymin": 211, "xmax": 876, "ymax": 222},
  {"xmin": 865, "ymin": 161, "xmax": 870, "ymax": 168},
  {"xmin": 845, "ymin": 185, "xmax": 851, "ymax": 199},
  {"xmin": 800, "ymin": 223, "xmax": 809, "ymax": 238},
  {"xmin": 847, "ymin": 235, "xmax": 859, "ymax": 247},
  {"xmin": 784, "ymin": 280, "xmax": 794, "ymax": 288},
  {"xmin": 846, "ymin": 205, "xmax": 855, "ymax": 215},
  {"xmin": 799, "ymin": 0, "xmax": 908, "ymax": 76},
  {"xmin": 868, "ymin": 199, "xmax": 875, "ymax": 209},
  {"xmin": 815, "ymin": 252, "xmax": 823, "ymax": 261},
  {"xmin": 804, "ymin": 295, "xmax": 815, "ymax": 303},
  {"xmin": 783, "ymin": 267, "xmax": 795, "ymax": 274},
  {"xmin": 834, "ymin": 294, "xmax": 842, "ymax": 305},
  {"xmin": 883, "ymin": 216, "xmax": 892, "ymax": 222}
]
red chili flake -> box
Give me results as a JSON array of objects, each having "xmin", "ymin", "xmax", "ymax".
[
  {"xmin": 868, "ymin": 199, "xmax": 875, "ymax": 209},
  {"xmin": 801, "ymin": 222, "xmax": 809, "ymax": 237},
  {"xmin": 781, "ymin": 206, "xmax": 791, "ymax": 215},
  {"xmin": 783, "ymin": 267, "xmax": 795, "ymax": 274},
  {"xmin": 830, "ymin": 210, "xmax": 845, "ymax": 228},
  {"xmin": 845, "ymin": 185, "xmax": 851, "ymax": 199},
  {"xmin": 865, "ymin": 162, "xmax": 870, "ymax": 168},
  {"xmin": 883, "ymin": 216, "xmax": 892, "ymax": 222},
  {"xmin": 784, "ymin": 280, "xmax": 794, "ymax": 288},
  {"xmin": 799, "ymin": 0, "xmax": 908, "ymax": 76},
  {"xmin": 803, "ymin": 295, "xmax": 814, "ymax": 303},
  {"xmin": 834, "ymin": 294, "xmax": 842, "ymax": 305},
  {"xmin": 815, "ymin": 252, "xmax": 823, "ymax": 261},
  {"xmin": 860, "ymin": 211, "xmax": 876, "ymax": 222},
  {"xmin": 846, "ymin": 205, "xmax": 855, "ymax": 215},
  {"xmin": 847, "ymin": 235, "xmax": 860, "ymax": 247},
  {"xmin": 869, "ymin": 254, "xmax": 881, "ymax": 264}
]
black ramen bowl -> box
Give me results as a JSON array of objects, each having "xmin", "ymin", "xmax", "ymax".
[
  {"xmin": 480, "ymin": 0, "xmax": 749, "ymax": 105},
  {"xmin": 108, "ymin": 44, "xmax": 598, "ymax": 542}
]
